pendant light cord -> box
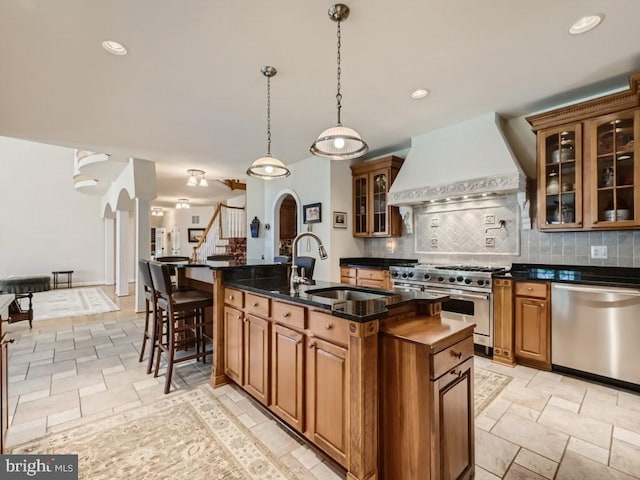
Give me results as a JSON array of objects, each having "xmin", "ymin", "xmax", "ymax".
[
  {"xmin": 266, "ymin": 75, "xmax": 272, "ymax": 156},
  {"xmin": 336, "ymin": 19, "xmax": 342, "ymax": 125}
]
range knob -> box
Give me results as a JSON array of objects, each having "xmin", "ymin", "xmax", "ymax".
[
  {"xmin": 438, "ymin": 276, "xmax": 444, "ymax": 282},
  {"xmin": 423, "ymin": 273, "xmax": 431, "ymax": 280},
  {"xmin": 408, "ymin": 272, "xmax": 414, "ymax": 278},
  {"xmin": 456, "ymin": 276, "xmax": 464, "ymax": 282},
  {"xmin": 465, "ymin": 278, "xmax": 472, "ymax": 284},
  {"xmin": 477, "ymin": 279, "xmax": 485, "ymax": 286},
  {"xmin": 402, "ymin": 273, "xmax": 408, "ymax": 279},
  {"xmin": 391, "ymin": 271, "xmax": 399, "ymax": 278},
  {"xmin": 449, "ymin": 277, "xmax": 456, "ymax": 283}
]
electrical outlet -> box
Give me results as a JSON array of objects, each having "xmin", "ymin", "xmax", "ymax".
[
  {"xmin": 591, "ymin": 245, "xmax": 607, "ymax": 259},
  {"xmin": 485, "ymin": 214, "xmax": 496, "ymax": 225},
  {"xmin": 485, "ymin": 237, "xmax": 495, "ymax": 247},
  {"xmin": 431, "ymin": 217, "xmax": 440, "ymax": 227},
  {"xmin": 430, "ymin": 238, "xmax": 438, "ymax": 248}
]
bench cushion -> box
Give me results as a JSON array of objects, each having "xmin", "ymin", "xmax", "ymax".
[{"xmin": 0, "ymin": 275, "xmax": 51, "ymax": 293}]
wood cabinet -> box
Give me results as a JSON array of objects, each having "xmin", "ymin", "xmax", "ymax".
[
  {"xmin": 244, "ymin": 314, "xmax": 270, "ymax": 405},
  {"xmin": 527, "ymin": 71, "xmax": 640, "ymax": 231},
  {"xmin": 223, "ymin": 305, "xmax": 244, "ymax": 384},
  {"xmin": 350, "ymin": 155, "xmax": 404, "ymax": 237},
  {"xmin": 492, "ymin": 278, "xmax": 515, "ymax": 366},
  {"xmin": 271, "ymin": 323, "xmax": 305, "ymax": 431},
  {"xmin": 514, "ymin": 281, "xmax": 551, "ymax": 370},
  {"xmin": 340, "ymin": 266, "xmax": 391, "ymax": 289},
  {"xmin": 306, "ymin": 336, "xmax": 349, "ymax": 465},
  {"xmin": 380, "ymin": 320, "xmax": 475, "ymax": 480}
]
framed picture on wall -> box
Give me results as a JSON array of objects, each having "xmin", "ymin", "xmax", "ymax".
[
  {"xmin": 333, "ymin": 211, "xmax": 347, "ymax": 228},
  {"xmin": 303, "ymin": 203, "xmax": 322, "ymax": 224},
  {"xmin": 188, "ymin": 228, "xmax": 205, "ymax": 243}
]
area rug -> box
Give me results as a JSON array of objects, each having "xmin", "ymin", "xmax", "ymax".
[
  {"xmin": 31, "ymin": 287, "xmax": 120, "ymax": 320},
  {"xmin": 11, "ymin": 385, "xmax": 298, "ymax": 480},
  {"xmin": 474, "ymin": 367, "xmax": 512, "ymax": 416}
]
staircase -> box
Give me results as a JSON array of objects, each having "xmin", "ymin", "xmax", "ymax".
[{"xmin": 192, "ymin": 204, "xmax": 246, "ymax": 263}]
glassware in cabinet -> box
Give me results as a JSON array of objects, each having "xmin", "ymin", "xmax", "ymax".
[
  {"xmin": 538, "ymin": 124, "xmax": 582, "ymax": 229},
  {"xmin": 588, "ymin": 110, "xmax": 638, "ymax": 227}
]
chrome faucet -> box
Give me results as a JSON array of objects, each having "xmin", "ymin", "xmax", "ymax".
[{"xmin": 290, "ymin": 231, "xmax": 328, "ymax": 294}]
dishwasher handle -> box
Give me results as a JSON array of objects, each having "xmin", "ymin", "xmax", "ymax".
[{"xmin": 553, "ymin": 283, "xmax": 640, "ymax": 297}]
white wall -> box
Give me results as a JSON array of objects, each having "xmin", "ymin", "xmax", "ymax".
[
  {"xmin": 247, "ymin": 156, "xmax": 363, "ymax": 282},
  {"xmin": 0, "ymin": 137, "xmax": 106, "ymax": 285}
]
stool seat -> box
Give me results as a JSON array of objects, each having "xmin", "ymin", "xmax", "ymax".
[
  {"xmin": 149, "ymin": 261, "xmax": 214, "ymax": 393},
  {"xmin": 0, "ymin": 275, "xmax": 50, "ymax": 293}
]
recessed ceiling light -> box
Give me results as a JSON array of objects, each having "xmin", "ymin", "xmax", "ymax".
[
  {"xmin": 569, "ymin": 15, "xmax": 603, "ymax": 35},
  {"xmin": 101, "ymin": 40, "xmax": 128, "ymax": 56},
  {"xmin": 410, "ymin": 89, "xmax": 430, "ymax": 99}
]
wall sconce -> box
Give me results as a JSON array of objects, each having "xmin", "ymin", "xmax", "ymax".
[
  {"xmin": 176, "ymin": 198, "xmax": 191, "ymax": 209},
  {"xmin": 250, "ymin": 216, "xmax": 260, "ymax": 237},
  {"xmin": 186, "ymin": 169, "xmax": 208, "ymax": 187}
]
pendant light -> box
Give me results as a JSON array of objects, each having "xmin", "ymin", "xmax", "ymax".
[
  {"xmin": 310, "ymin": 4, "xmax": 368, "ymax": 160},
  {"xmin": 247, "ymin": 66, "xmax": 291, "ymax": 179}
]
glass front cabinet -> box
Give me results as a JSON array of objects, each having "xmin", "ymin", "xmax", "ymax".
[
  {"xmin": 350, "ymin": 156, "xmax": 404, "ymax": 237},
  {"xmin": 528, "ymin": 71, "xmax": 640, "ymax": 232},
  {"xmin": 585, "ymin": 109, "xmax": 639, "ymax": 228},
  {"xmin": 537, "ymin": 124, "xmax": 583, "ymax": 229}
]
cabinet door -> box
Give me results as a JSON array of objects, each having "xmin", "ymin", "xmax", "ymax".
[
  {"xmin": 244, "ymin": 314, "xmax": 270, "ymax": 405},
  {"xmin": 223, "ymin": 305, "xmax": 244, "ymax": 385},
  {"xmin": 370, "ymin": 168, "xmax": 390, "ymax": 236},
  {"xmin": 306, "ymin": 336, "xmax": 348, "ymax": 466},
  {"xmin": 585, "ymin": 109, "xmax": 640, "ymax": 228},
  {"xmin": 514, "ymin": 297, "xmax": 550, "ymax": 368},
  {"xmin": 537, "ymin": 124, "xmax": 583, "ymax": 230},
  {"xmin": 492, "ymin": 279, "xmax": 514, "ymax": 365},
  {"xmin": 353, "ymin": 173, "xmax": 369, "ymax": 237},
  {"xmin": 271, "ymin": 324, "xmax": 304, "ymax": 432},
  {"xmin": 431, "ymin": 357, "xmax": 474, "ymax": 480}
]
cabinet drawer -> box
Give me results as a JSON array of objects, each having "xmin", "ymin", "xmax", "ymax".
[
  {"xmin": 340, "ymin": 267, "xmax": 357, "ymax": 278},
  {"xmin": 272, "ymin": 300, "xmax": 306, "ymax": 330},
  {"xmin": 430, "ymin": 336, "xmax": 474, "ymax": 380},
  {"xmin": 308, "ymin": 310, "xmax": 350, "ymax": 346},
  {"xmin": 225, "ymin": 288, "xmax": 244, "ymax": 309},
  {"xmin": 357, "ymin": 278, "xmax": 384, "ymax": 289},
  {"xmin": 356, "ymin": 268, "xmax": 385, "ymax": 281},
  {"xmin": 246, "ymin": 293, "xmax": 271, "ymax": 318},
  {"xmin": 341, "ymin": 276, "xmax": 358, "ymax": 286},
  {"xmin": 515, "ymin": 282, "xmax": 548, "ymax": 299}
]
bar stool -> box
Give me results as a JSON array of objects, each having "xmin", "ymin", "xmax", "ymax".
[
  {"xmin": 138, "ymin": 259, "xmax": 157, "ymax": 373},
  {"xmin": 148, "ymin": 261, "xmax": 213, "ymax": 394}
]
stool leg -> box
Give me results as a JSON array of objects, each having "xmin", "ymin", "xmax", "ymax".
[
  {"xmin": 164, "ymin": 306, "xmax": 176, "ymax": 394},
  {"xmin": 139, "ymin": 298, "xmax": 150, "ymax": 363}
]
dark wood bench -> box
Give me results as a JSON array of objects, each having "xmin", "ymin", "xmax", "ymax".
[
  {"xmin": 8, "ymin": 293, "xmax": 33, "ymax": 328},
  {"xmin": 0, "ymin": 275, "xmax": 50, "ymax": 293}
]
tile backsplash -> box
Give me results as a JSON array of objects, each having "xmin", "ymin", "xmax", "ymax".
[{"xmin": 365, "ymin": 194, "xmax": 640, "ymax": 268}]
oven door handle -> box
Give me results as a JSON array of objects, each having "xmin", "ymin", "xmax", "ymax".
[{"xmin": 424, "ymin": 289, "xmax": 490, "ymax": 301}]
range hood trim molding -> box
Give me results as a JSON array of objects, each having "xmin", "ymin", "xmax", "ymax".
[{"xmin": 388, "ymin": 171, "xmax": 527, "ymax": 206}]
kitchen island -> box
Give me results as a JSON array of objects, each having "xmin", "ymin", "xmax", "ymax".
[{"xmin": 179, "ymin": 260, "xmax": 475, "ymax": 480}]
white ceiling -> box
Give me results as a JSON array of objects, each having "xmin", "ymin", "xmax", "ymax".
[{"xmin": 1, "ymin": 1, "xmax": 640, "ymax": 207}]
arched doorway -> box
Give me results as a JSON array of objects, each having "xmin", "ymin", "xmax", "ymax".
[{"xmin": 278, "ymin": 194, "xmax": 297, "ymax": 257}]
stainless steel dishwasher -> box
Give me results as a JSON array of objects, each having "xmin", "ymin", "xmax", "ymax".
[{"xmin": 552, "ymin": 282, "xmax": 640, "ymax": 386}]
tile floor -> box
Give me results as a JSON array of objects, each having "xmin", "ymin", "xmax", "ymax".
[{"xmin": 4, "ymin": 285, "xmax": 640, "ymax": 479}]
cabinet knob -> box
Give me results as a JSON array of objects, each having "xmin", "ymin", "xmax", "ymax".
[
  {"xmin": 228, "ymin": 295, "xmax": 234, "ymax": 300},
  {"xmin": 1, "ymin": 338, "xmax": 15, "ymax": 346},
  {"xmin": 236, "ymin": 315, "xmax": 242, "ymax": 320},
  {"xmin": 450, "ymin": 349, "xmax": 462, "ymax": 359},
  {"xmin": 253, "ymin": 302, "xmax": 259, "ymax": 307},
  {"xmin": 309, "ymin": 342, "xmax": 316, "ymax": 349},
  {"xmin": 450, "ymin": 369, "xmax": 462, "ymax": 377},
  {"xmin": 282, "ymin": 312, "xmax": 291, "ymax": 318},
  {"xmin": 325, "ymin": 324, "xmax": 334, "ymax": 330}
]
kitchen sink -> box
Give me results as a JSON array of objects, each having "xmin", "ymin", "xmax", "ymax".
[{"xmin": 305, "ymin": 287, "xmax": 393, "ymax": 301}]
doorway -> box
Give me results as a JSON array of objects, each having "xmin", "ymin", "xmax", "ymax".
[{"xmin": 278, "ymin": 194, "xmax": 297, "ymax": 257}]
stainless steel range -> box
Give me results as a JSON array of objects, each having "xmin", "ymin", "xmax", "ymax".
[{"xmin": 389, "ymin": 264, "xmax": 507, "ymax": 350}]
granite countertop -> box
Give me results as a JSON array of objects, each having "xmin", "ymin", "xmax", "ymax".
[
  {"xmin": 495, "ymin": 263, "xmax": 640, "ymax": 289},
  {"xmin": 223, "ymin": 279, "xmax": 448, "ymax": 322},
  {"xmin": 339, "ymin": 257, "xmax": 418, "ymax": 269}
]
